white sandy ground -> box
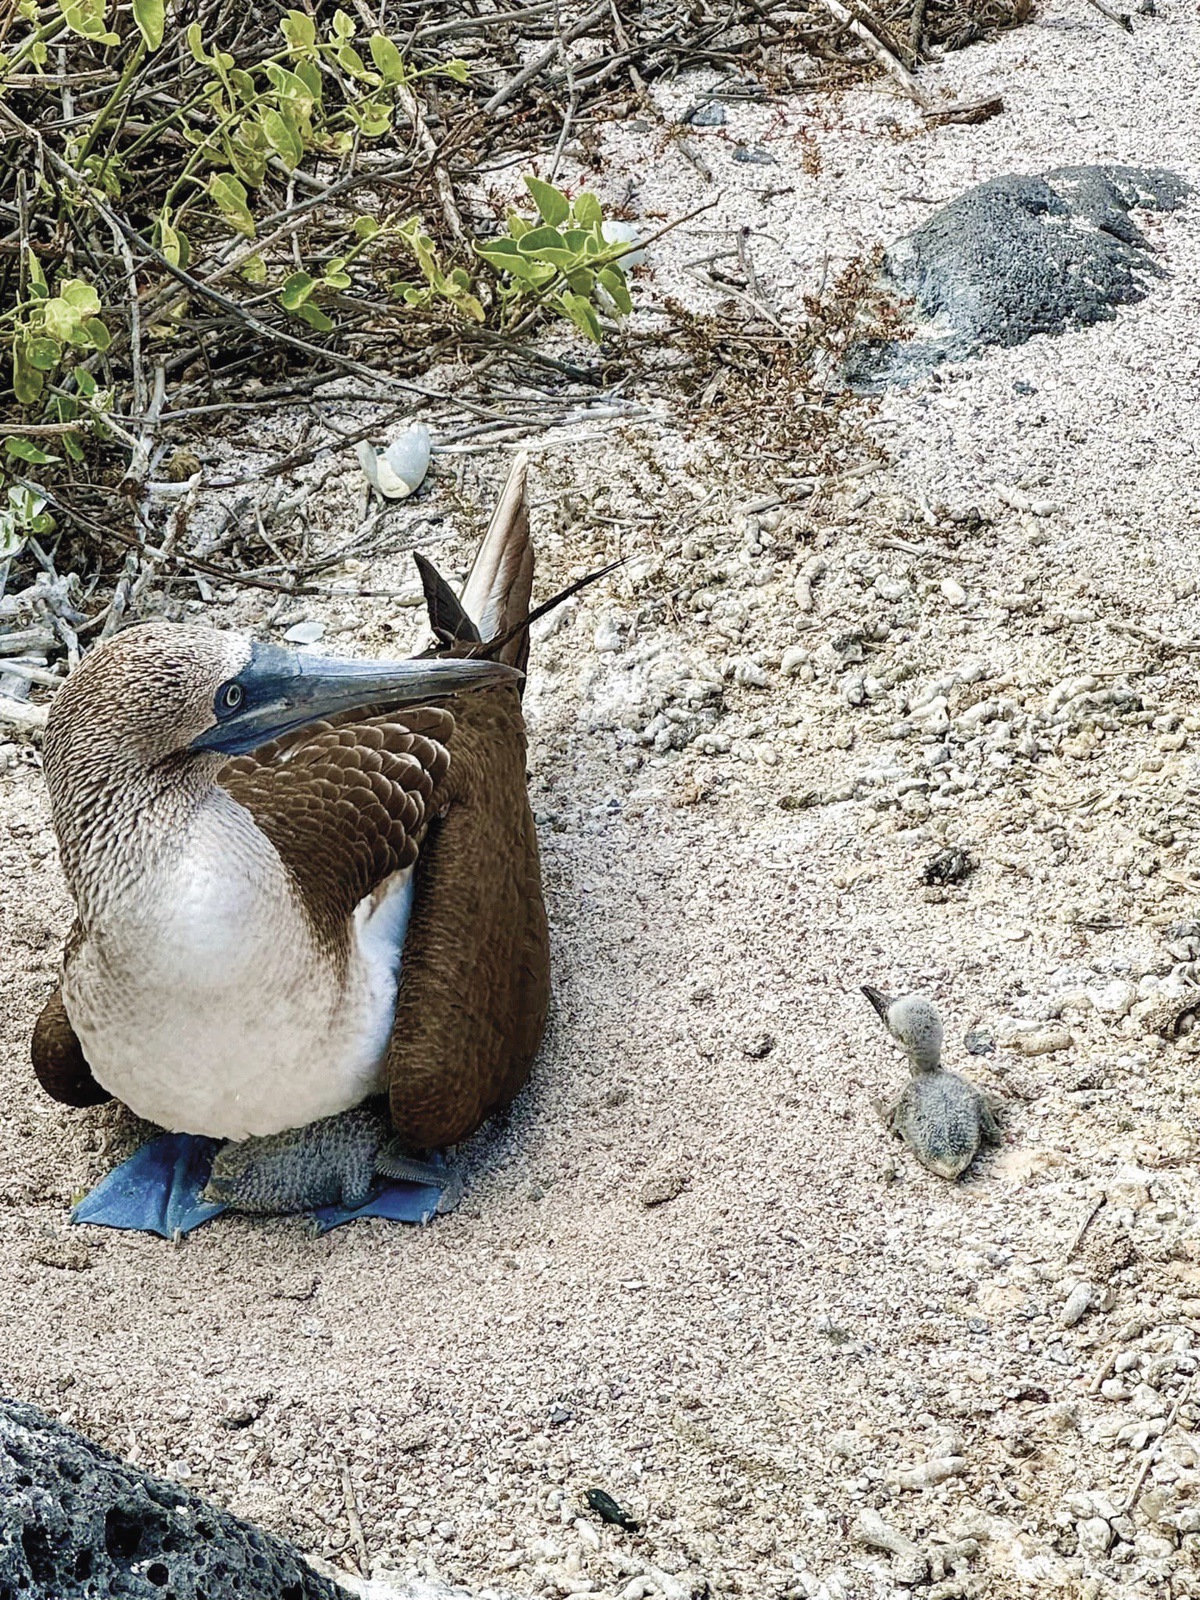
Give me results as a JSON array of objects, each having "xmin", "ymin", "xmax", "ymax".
[{"xmin": 3, "ymin": 5, "xmax": 1200, "ymax": 1598}]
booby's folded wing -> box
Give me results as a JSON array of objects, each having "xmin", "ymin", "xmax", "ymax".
[
  {"xmin": 218, "ymin": 707, "xmax": 454, "ymax": 940},
  {"xmin": 32, "ymin": 976, "xmax": 111, "ymax": 1107}
]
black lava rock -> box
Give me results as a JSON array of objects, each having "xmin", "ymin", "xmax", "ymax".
[
  {"xmin": 847, "ymin": 165, "xmax": 1189, "ymax": 389},
  {"xmin": 0, "ymin": 1399, "xmax": 341, "ymax": 1600}
]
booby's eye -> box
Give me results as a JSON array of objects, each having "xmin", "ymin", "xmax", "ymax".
[{"xmin": 217, "ymin": 681, "xmax": 245, "ymax": 716}]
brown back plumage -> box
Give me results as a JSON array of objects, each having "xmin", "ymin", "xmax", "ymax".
[{"xmin": 382, "ymin": 454, "xmax": 548, "ymax": 1145}]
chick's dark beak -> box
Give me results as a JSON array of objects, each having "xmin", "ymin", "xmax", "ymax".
[{"xmin": 861, "ymin": 985, "xmax": 894, "ymax": 1025}]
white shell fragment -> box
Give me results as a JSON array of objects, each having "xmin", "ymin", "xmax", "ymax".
[
  {"xmin": 284, "ymin": 620, "xmax": 325, "ymax": 646},
  {"xmin": 356, "ymin": 423, "xmax": 432, "ymax": 500},
  {"xmin": 601, "ymin": 220, "xmax": 647, "ymax": 268}
]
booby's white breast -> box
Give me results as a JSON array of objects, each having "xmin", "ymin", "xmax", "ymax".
[{"xmin": 64, "ymin": 794, "xmax": 415, "ymax": 1139}]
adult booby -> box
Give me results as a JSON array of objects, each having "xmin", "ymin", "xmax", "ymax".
[{"xmin": 31, "ymin": 460, "xmax": 551, "ymax": 1223}]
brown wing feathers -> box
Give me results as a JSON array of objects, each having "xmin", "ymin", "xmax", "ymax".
[{"xmin": 218, "ymin": 709, "xmax": 453, "ymax": 949}]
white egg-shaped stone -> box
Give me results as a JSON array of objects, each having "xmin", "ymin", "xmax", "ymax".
[
  {"xmin": 356, "ymin": 422, "xmax": 431, "ymax": 500},
  {"xmin": 600, "ymin": 220, "xmax": 646, "ymax": 268}
]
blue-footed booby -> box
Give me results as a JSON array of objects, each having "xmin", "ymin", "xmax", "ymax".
[
  {"xmin": 862, "ymin": 986, "xmax": 1003, "ymax": 1180},
  {"xmin": 32, "ymin": 458, "xmax": 552, "ymax": 1227}
]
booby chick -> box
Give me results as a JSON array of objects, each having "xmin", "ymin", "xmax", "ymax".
[
  {"xmin": 33, "ymin": 459, "xmax": 552, "ymax": 1226},
  {"xmin": 862, "ymin": 986, "xmax": 1002, "ymax": 1180},
  {"xmin": 201, "ymin": 1103, "xmax": 453, "ymax": 1213}
]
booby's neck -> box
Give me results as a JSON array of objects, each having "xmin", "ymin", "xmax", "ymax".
[{"xmin": 46, "ymin": 741, "xmax": 227, "ymax": 924}]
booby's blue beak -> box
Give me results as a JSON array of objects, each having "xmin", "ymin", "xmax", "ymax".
[{"xmin": 191, "ymin": 641, "xmax": 520, "ymax": 757}]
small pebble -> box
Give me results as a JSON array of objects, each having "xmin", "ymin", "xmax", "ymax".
[
  {"xmin": 594, "ymin": 616, "xmax": 622, "ymax": 652},
  {"xmin": 941, "ymin": 578, "xmax": 967, "ymax": 607},
  {"xmin": 685, "ymin": 101, "xmax": 726, "ymax": 126},
  {"xmin": 732, "ymin": 145, "xmax": 776, "ymax": 164},
  {"xmin": 1007, "ymin": 1026, "xmax": 1073, "ymax": 1057},
  {"xmin": 640, "ymin": 1164, "xmax": 688, "ymax": 1209},
  {"xmin": 851, "ymin": 1509, "xmax": 928, "ymax": 1585},
  {"xmin": 165, "ymin": 447, "xmax": 202, "ymax": 482},
  {"xmin": 895, "ymin": 1456, "xmax": 965, "ymax": 1490},
  {"xmin": 1060, "ymin": 1280, "xmax": 1094, "ymax": 1328}
]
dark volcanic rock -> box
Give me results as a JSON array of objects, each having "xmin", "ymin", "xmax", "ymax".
[
  {"xmin": 0, "ymin": 1398, "xmax": 340, "ymax": 1600},
  {"xmin": 848, "ymin": 165, "xmax": 1189, "ymax": 389}
]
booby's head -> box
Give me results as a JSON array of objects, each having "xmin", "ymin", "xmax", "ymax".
[
  {"xmin": 45, "ymin": 620, "xmax": 518, "ymax": 785},
  {"xmin": 862, "ymin": 985, "xmax": 944, "ymax": 1073}
]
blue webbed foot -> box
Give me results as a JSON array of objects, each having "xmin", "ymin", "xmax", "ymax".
[{"xmin": 71, "ymin": 1133, "xmax": 228, "ymax": 1238}]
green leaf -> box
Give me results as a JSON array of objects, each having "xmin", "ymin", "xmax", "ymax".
[
  {"xmin": 517, "ymin": 225, "xmax": 568, "ymax": 256},
  {"xmin": 83, "ymin": 317, "xmax": 111, "ymax": 351},
  {"xmin": 62, "ymin": 279, "xmax": 101, "ymax": 315},
  {"xmin": 334, "ymin": 42, "xmax": 369, "ymax": 79},
  {"xmin": 156, "ymin": 211, "xmax": 185, "ymax": 268},
  {"xmin": 352, "ymin": 216, "xmax": 380, "ymax": 240},
  {"xmin": 295, "ymin": 59, "xmax": 323, "ymax": 102},
  {"xmin": 516, "ymin": 225, "xmax": 578, "ymax": 270},
  {"xmin": 347, "ymin": 99, "xmax": 391, "ymax": 136},
  {"xmin": 62, "ymin": 431, "xmax": 85, "ymax": 462},
  {"xmin": 42, "ymin": 299, "xmax": 77, "ymax": 342},
  {"xmin": 441, "ymin": 58, "xmax": 469, "ymax": 84},
  {"xmin": 227, "ymin": 134, "xmax": 268, "ymax": 190},
  {"xmin": 293, "ymin": 301, "xmax": 333, "ymax": 332},
  {"xmin": 475, "ymin": 241, "xmax": 553, "ymax": 284},
  {"xmin": 566, "ymin": 266, "xmax": 596, "ymax": 296},
  {"xmin": 229, "ymin": 67, "xmax": 257, "ymax": 103},
  {"xmin": 598, "ymin": 265, "xmax": 633, "ymax": 315},
  {"xmin": 186, "ymin": 20, "xmax": 208, "ymax": 61},
  {"xmin": 57, "ymin": 0, "xmax": 119, "ymax": 45},
  {"xmin": 524, "ymin": 176, "xmax": 570, "ymax": 228},
  {"xmin": 572, "ymin": 191, "xmax": 603, "ymax": 227},
  {"xmin": 27, "ymin": 336, "xmax": 61, "ymax": 372},
  {"xmin": 261, "ymin": 107, "xmax": 304, "ymax": 168},
  {"xmin": 505, "ymin": 212, "xmax": 530, "ymax": 240},
  {"xmin": 239, "ymin": 254, "xmax": 267, "ymax": 284},
  {"xmin": 3, "ymin": 436, "xmax": 56, "ymax": 464},
  {"xmin": 279, "ymin": 271, "xmax": 315, "ymax": 310},
  {"xmin": 12, "ymin": 344, "xmax": 43, "ymax": 407},
  {"xmin": 264, "ymin": 62, "xmax": 316, "ymax": 112},
  {"xmin": 476, "ymin": 237, "xmax": 523, "ymax": 262},
  {"xmin": 453, "ymin": 293, "xmax": 485, "ymax": 323},
  {"xmin": 74, "ymin": 369, "xmax": 97, "ymax": 398},
  {"xmin": 209, "ymin": 172, "xmax": 256, "ymax": 236},
  {"xmin": 281, "ymin": 9, "xmax": 316, "ymax": 49},
  {"xmin": 132, "ymin": 0, "xmax": 164, "ymax": 50},
  {"xmin": 332, "ymin": 8, "xmax": 356, "ymax": 38},
  {"xmin": 368, "ymin": 33, "xmax": 407, "ymax": 84},
  {"xmin": 559, "ymin": 291, "xmax": 602, "ymax": 342},
  {"xmin": 322, "ymin": 258, "xmax": 352, "ymax": 289}
]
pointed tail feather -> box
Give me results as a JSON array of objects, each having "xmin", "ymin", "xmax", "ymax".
[
  {"xmin": 413, "ymin": 551, "xmax": 483, "ymax": 650},
  {"xmin": 461, "ymin": 453, "xmax": 535, "ymax": 673},
  {"xmin": 416, "ymin": 451, "xmax": 620, "ymax": 676}
]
